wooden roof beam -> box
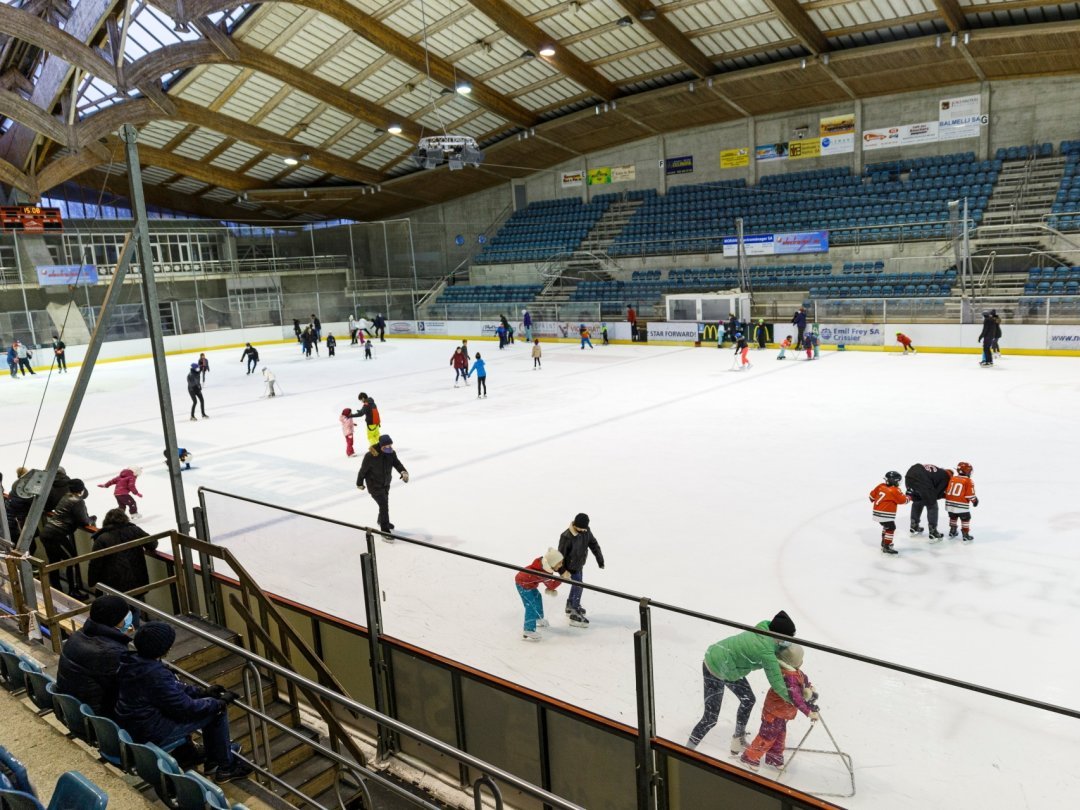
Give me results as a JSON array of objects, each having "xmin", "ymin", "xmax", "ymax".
[
  {"xmin": 75, "ymin": 167, "xmax": 277, "ymax": 220},
  {"xmin": 615, "ymin": 0, "xmax": 715, "ymax": 78},
  {"xmin": 934, "ymin": 0, "xmax": 967, "ymax": 33},
  {"xmin": 763, "ymin": 0, "xmax": 829, "ymax": 55}
]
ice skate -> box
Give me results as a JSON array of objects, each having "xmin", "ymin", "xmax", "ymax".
[
  {"xmin": 730, "ymin": 734, "xmax": 749, "ymax": 755},
  {"xmin": 738, "ymin": 753, "xmax": 759, "ymax": 771},
  {"xmin": 764, "ymin": 756, "xmax": 784, "ymax": 769},
  {"xmin": 564, "ymin": 604, "xmax": 586, "ymax": 615},
  {"xmin": 927, "ymin": 528, "xmax": 944, "ymax": 541},
  {"xmin": 949, "ymin": 526, "xmax": 959, "ymax": 537},
  {"xmin": 190, "ymin": 416, "xmax": 197, "ymax": 421},
  {"xmin": 910, "ymin": 523, "xmax": 924, "ymax": 535},
  {"xmin": 568, "ymin": 610, "xmax": 589, "ymax": 628},
  {"xmin": 535, "ymin": 618, "xmax": 549, "ymax": 628},
  {"xmin": 881, "ymin": 542, "xmax": 898, "ymax": 555},
  {"xmin": 962, "ymin": 533, "xmax": 974, "ymax": 543},
  {"xmin": 521, "ymin": 631, "xmax": 542, "ymax": 642}
]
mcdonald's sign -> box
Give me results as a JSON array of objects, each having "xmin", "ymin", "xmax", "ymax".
[{"xmin": 699, "ymin": 322, "xmax": 720, "ymax": 343}]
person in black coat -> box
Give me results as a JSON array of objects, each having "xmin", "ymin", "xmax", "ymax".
[
  {"xmin": 356, "ymin": 435, "xmax": 408, "ymax": 532},
  {"xmin": 56, "ymin": 595, "xmax": 132, "ymax": 716},
  {"xmin": 904, "ymin": 464, "xmax": 952, "ymax": 541},
  {"xmin": 326, "ymin": 333, "xmax": 337, "ymax": 357},
  {"xmin": 556, "ymin": 513, "xmax": 604, "ymax": 624},
  {"xmin": 187, "ymin": 363, "xmax": 207, "ymax": 420},
  {"xmin": 88, "ymin": 508, "xmax": 157, "ymax": 603},
  {"xmin": 300, "ymin": 328, "xmax": 314, "ymax": 358},
  {"xmin": 39, "ymin": 478, "xmax": 95, "ymax": 593},
  {"xmin": 791, "ymin": 307, "xmax": 808, "ymax": 349},
  {"xmin": 45, "ymin": 466, "xmax": 73, "ymax": 512},
  {"xmin": 5, "ymin": 467, "xmax": 33, "ymax": 544},
  {"xmin": 373, "ymin": 314, "xmax": 387, "ymax": 342},
  {"xmin": 978, "ymin": 310, "xmax": 1002, "ymax": 366},
  {"xmin": 240, "ymin": 343, "xmax": 259, "ymax": 374},
  {"xmin": 115, "ymin": 622, "xmax": 250, "ymax": 783}
]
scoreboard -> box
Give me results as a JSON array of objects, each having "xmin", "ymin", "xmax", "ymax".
[{"xmin": 0, "ymin": 206, "xmax": 63, "ymax": 233}]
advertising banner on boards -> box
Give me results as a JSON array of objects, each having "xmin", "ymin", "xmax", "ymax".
[
  {"xmin": 817, "ymin": 324, "xmax": 884, "ymax": 346},
  {"xmin": 820, "ymin": 114, "xmax": 855, "ymax": 136},
  {"xmin": 587, "ymin": 167, "xmax": 612, "ymax": 185},
  {"xmin": 1048, "ymin": 325, "xmax": 1080, "ymax": 349},
  {"xmin": 647, "ymin": 322, "xmax": 700, "ymax": 342},
  {"xmin": 37, "ymin": 264, "xmax": 98, "ymax": 286},
  {"xmin": 722, "ymin": 231, "xmax": 829, "ymax": 257},
  {"xmin": 820, "ymin": 133, "xmax": 854, "ymax": 155}
]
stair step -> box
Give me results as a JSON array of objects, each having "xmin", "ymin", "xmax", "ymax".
[
  {"xmin": 280, "ymin": 756, "xmax": 338, "ymax": 806},
  {"xmin": 230, "ymin": 699, "xmax": 296, "ymax": 740},
  {"xmin": 264, "ymin": 729, "xmax": 317, "ymax": 776},
  {"xmin": 168, "ymin": 616, "xmax": 241, "ymax": 670},
  {"xmin": 189, "ymin": 652, "xmax": 251, "ymax": 691}
]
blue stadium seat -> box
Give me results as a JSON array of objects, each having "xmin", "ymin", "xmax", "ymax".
[
  {"xmin": 46, "ymin": 684, "xmax": 90, "ymax": 741},
  {"xmin": 18, "ymin": 663, "xmax": 52, "ymax": 714}
]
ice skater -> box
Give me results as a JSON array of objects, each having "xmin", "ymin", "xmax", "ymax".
[
  {"xmin": 6, "ymin": 342, "xmax": 17, "ymax": 378},
  {"xmin": 754, "ymin": 319, "xmax": 768, "ymax": 350},
  {"xmin": 187, "ymin": 363, "xmax": 207, "ymax": 420},
  {"xmin": 450, "ymin": 347, "xmax": 468, "ymax": 386},
  {"xmin": 340, "ymin": 408, "xmax": 357, "ymax": 457},
  {"xmin": 978, "ymin": 310, "xmax": 999, "ymax": 367},
  {"xmin": 52, "ymin": 334, "xmax": 67, "ymax": 373},
  {"xmin": 354, "ymin": 393, "xmax": 381, "ymax": 445},
  {"xmin": 514, "ymin": 548, "xmax": 566, "ymax": 642},
  {"xmin": 871, "ymin": 471, "xmax": 909, "ymax": 555},
  {"xmin": 532, "ymin": 339, "xmax": 542, "ymax": 369},
  {"xmin": 895, "ymin": 332, "xmax": 917, "ymax": 354},
  {"xmin": 240, "ymin": 343, "xmax": 259, "ymax": 374},
  {"xmin": 802, "ymin": 331, "xmax": 814, "ymax": 360},
  {"xmin": 301, "ymin": 327, "xmax": 315, "ymax": 358},
  {"xmin": 356, "ymin": 435, "xmax": 408, "ymax": 533},
  {"xmin": 326, "ymin": 333, "xmax": 337, "ymax": 357},
  {"xmin": 522, "ymin": 309, "xmax": 532, "ymax": 342},
  {"xmin": 349, "ymin": 315, "xmax": 358, "ymax": 345},
  {"xmin": 579, "ymin": 325, "xmax": 593, "ymax": 350},
  {"xmin": 687, "ymin": 611, "xmax": 798, "ymax": 754},
  {"xmin": 164, "ymin": 448, "xmax": 193, "ymax": 470},
  {"xmin": 364, "ymin": 340, "xmax": 373, "ymax": 360},
  {"xmin": 945, "ymin": 462, "xmax": 978, "ymax": 542},
  {"xmin": 811, "ymin": 330, "xmax": 819, "ymax": 359},
  {"xmin": 601, "ymin": 323, "xmax": 609, "ymax": 345},
  {"xmin": 197, "ymin": 353, "xmax": 210, "ymax": 383},
  {"xmin": 262, "ymin": 367, "xmax": 278, "ymax": 397},
  {"xmin": 733, "ymin": 331, "xmax": 750, "ymax": 370},
  {"xmin": 739, "ymin": 644, "xmax": 819, "ymax": 771},
  {"xmin": 557, "ymin": 513, "xmax": 604, "ymax": 628},
  {"xmin": 468, "ymin": 353, "xmax": 487, "ymax": 398},
  {"xmin": 777, "ymin": 335, "xmax": 792, "ymax": 360},
  {"xmin": 98, "ymin": 467, "xmax": 143, "ymax": 516},
  {"xmin": 14, "ymin": 340, "xmax": 35, "ymax": 375},
  {"xmin": 905, "ymin": 463, "xmax": 950, "ymax": 541}
]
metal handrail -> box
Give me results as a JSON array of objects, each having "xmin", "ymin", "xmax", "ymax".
[{"xmin": 98, "ymin": 584, "xmax": 585, "ymax": 810}]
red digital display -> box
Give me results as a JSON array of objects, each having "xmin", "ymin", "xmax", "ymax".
[{"xmin": 0, "ymin": 206, "xmax": 63, "ymax": 233}]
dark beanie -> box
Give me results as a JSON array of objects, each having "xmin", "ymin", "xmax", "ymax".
[
  {"xmin": 89, "ymin": 595, "xmax": 129, "ymax": 627},
  {"xmin": 134, "ymin": 621, "xmax": 176, "ymax": 659},
  {"xmin": 574, "ymin": 513, "xmax": 590, "ymax": 529},
  {"xmin": 68, "ymin": 478, "xmax": 86, "ymax": 494},
  {"xmin": 771, "ymin": 610, "xmax": 796, "ymax": 637}
]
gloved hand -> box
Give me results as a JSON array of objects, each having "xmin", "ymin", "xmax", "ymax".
[
  {"xmin": 972, "ymin": 497, "xmax": 979, "ymax": 507},
  {"xmin": 809, "ymin": 711, "xmax": 820, "ymax": 722},
  {"xmin": 357, "ymin": 485, "xmax": 365, "ymax": 491},
  {"xmin": 136, "ymin": 493, "xmax": 143, "ymax": 498},
  {"xmin": 802, "ymin": 686, "xmax": 818, "ymax": 702},
  {"xmin": 906, "ymin": 488, "xmax": 922, "ymax": 501},
  {"xmin": 400, "ymin": 471, "xmax": 409, "ymax": 483},
  {"xmin": 543, "ymin": 588, "xmax": 558, "ymax": 598},
  {"xmin": 598, "ymin": 563, "xmax": 605, "ymax": 570}
]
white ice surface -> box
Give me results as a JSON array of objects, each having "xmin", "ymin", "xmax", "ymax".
[{"xmin": 4, "ymin": 338, "xmax": 1080, "ymax": 808}]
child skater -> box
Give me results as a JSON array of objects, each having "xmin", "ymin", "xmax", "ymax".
[
  {"xmin": 532, "ymin": 338, "xmax": 542, "ymax": 370},
  {"xmin": 450, "ymin": 347, "xmax": 468, "ymax": 387},
  {"xmin": 777, "ymin": 335, "xmax": 792, "ymax": 360},
  {"xmin": 262, "ymin": 367, "xmax": 278, "ymax": 397},
  {"xmin": 739, "ymin": 644, "xmax": 819, "ymax": 771},
  {"xmin": 326, "ymin": 333, "xmax": 337, "ymax": 357},
  {"xmin": 601, "ymin": 323, "xmax": 609, "ymax": 345},
  {"xmin": 164, "ymin": 448, "xmax": 193, "ymax": 470},
  {"xmin": 895, "ymin": 332, "xmax": 916, "ymax": 354},
  {"xmin": 469, "ymin": 352, "xmax": 487, "ymax": 398},
  {"xmin": 733, "ymin": 331, "xmax": 750, "ymax": 370},
  {"xmin": 811, "ymin": 330, "xmax": 820, "ymax": 359},
  {"xmin": 870, "ymin": 471, "xmax": 910, "ymax": 555},
  {"xmin": 802, "ymin": 331, "xmax": 814, "ymax": 360},
  {"xmin": 514, "ymin": 548, "xmax": 566, "ymax": 641},
  {"xmin": 364, "ymin": 340, "xmax": 373, "ymax": 360},
  {"xmin": 340, "ymin": 408, "xmax": 357, "ymax": 457},
  {"xmin": 197, "ymin": 353, "xmax": 210, "ymax": 383},
  {"xmin": 98, "ymin": 467, "xmax": 143, "ymax": 517},
  {"xmin": 579, "ymin": 324, "xmax": 593, "ymax": 350},
  {"xmin": 945, "ymin": 461, "xmax": 978, "ymax": 543}
]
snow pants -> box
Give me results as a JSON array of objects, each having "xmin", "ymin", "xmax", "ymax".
[
  {"xmin": 115, "ymin": 494, "xmax": 138, "ymax": 515},
  {"xmin": 516, "ymin": 585, "xmax": 544, "ymax": 632},
  {"xmin": 366, "ymin": 424, "xmax": 381, "ymax": 446},
  {"xmin": 742, "ymin": 712, "xmax": 789, "ymax": 766},
  {"xmin": 345, "ymin": 434, "xmax": 355, "ymax": 456},
  {"xmin": 688, "ymin": 663, "xmax": 757, "ymax": 745}
]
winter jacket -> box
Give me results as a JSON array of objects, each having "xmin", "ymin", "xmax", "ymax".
[
  {"xmin": 356, "ymin": 446, "xmax": 406, "ymax": 493},
  {"xmin": 186, "ymin": 369, "xmax": 201, "ymax": 393},
  {"xmin": 241, "ymin": 346, "xmax": 259, "ymax": 362},
  {"xmin": 904, "ymin": 464, "xmax": 950, "ymax": 502},
  {"xmin": 763, "ymin": 668, "xmax": 815, "ymax": 721},
  {"xmin": 114, "ymin": 652, "xmax": 224, "ymax": 744},
  {"xmin": 53, "ymin": 339, "xmax": 66, "ymax": 356},
  {"xmin": 791, "ymin": 310, "xmax": 807, "ymax": 329},
  {"xmin": 340, "ymin": 413, "xmax": 355, "ymax": 436},
  {"xmin": 197, "ymin": 357, "xmax": 209, "ymax": 372},
  {"xmin": 103, "ymin": 469, "xmax": 141, "ymax": 498},
  {"xmin": 703, "ymin": 620, "xmax": 793, "ymax": 702},
  {"xmin": 355, "ymin": 400, "xmax": 380, "ymax": 426},
  {"xmin": 56, "ymin": 619, "xmax": 131, "ymax": 716},
  {"xmin": 301, "ymin": 331, "xmax": 314, "ymax": 348},
  {"xmin": 531, "ymin": 344, "xmax": 541, "ymax": 359},
  {"xmin": 978, "ymin": 316, "xmax": 1002, "ymax": 342},
  {"xmin": 88, "ymin": 522, "xmax": 155, "ymax": 593},
  {"xmin": 469, "ymin": 358, "xmax": 486, "ymax": 378},
  {"xmin": 523, "ymin": 311, "xmax": 532, "ymax": 327},
  {"xmin": 326, "ymin": 335, "xmax": 336, "ymax": 349},
  {"xmin": 515, "ymin": 558, "xmax": 563, "ymax": 591},
  {"xmin": 451, "ymin": 351, "xmax": 468, "ymax": 370},
  {"xmin": 373, "ymin": 315, "xmax": 386, "ymax": 329},
  {"xmin": 44, "ymin": 493, "xmax": 92, "ymax": 534},
  {"xmin": 16, "ymin": 344, "xmax": 30, "ymax": 360},
  {"xmin": 45, "ymin": 470, "xmax": 72, "ymax": 511},
  {"xmin": 802, "ymin": 333, "xmax": 814, "ymax": 349},
  {"xmin": 557, "ymin": 526, "xmax": 604, "ymax": 573},
  {"xmin": 755, "ymin": 323, "xmax": 767, "ymax": 340},
  {"xmin": 5, "ymin": 346, "xmax": 15, "ymax": 367}
]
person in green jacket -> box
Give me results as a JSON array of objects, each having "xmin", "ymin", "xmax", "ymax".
[{"xmin": 686, "ymin": 610, "xmax": 797, "ymax": 754}]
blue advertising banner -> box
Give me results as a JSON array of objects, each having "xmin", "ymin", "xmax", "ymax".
[
  {"xmin": 665, "ymin": 155, "xmax": 694, "ymax": 175},
  {"xmin": 722, "ymin": 231, "xmax": 828, "ymax": 257},
  {"xmin": 36, "ymin": 264, "xmax": 98, "ymax": 286}
]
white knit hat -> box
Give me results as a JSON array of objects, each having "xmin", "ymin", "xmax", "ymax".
[
  {"xmin": 541, "ymin": 547, "xmax": 563, "ymax": 573},
  {"xmin": 129, "ymin": 466, "xmax": 143, "ymax": 477},
  {"xmin": 778, "ymin": 643, "xmax": 805, "ymax": 669}
]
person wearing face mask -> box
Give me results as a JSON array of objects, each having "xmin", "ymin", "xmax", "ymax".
[
  {"xmin": 56, "ymin": 595, "xmax": 134, "ymax": 717},
  {"xmin": 88, "ymin": 509, "xmax": 157, "ymax": 621},
  {"xmin": 356, "ymin": 435, "xmax": 409, "ymax": 533}
]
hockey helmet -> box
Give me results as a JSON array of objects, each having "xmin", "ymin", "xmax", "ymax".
[
  {"xmin": 956, "ymin": 461, "xmax": 973, "ymax": 476},
  {"xmin": 884, "ymin": 471, "xmax": 902, "ymax": 486}
]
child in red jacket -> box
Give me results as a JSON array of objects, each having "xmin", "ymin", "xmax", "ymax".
[
  {"xmin": 740, "ymin": 643, "xmax": 819, "ymax": 770},
  {"xmin": 99, "ymin": 467, "xmax": 143, "ymax": 516},
  {"xmin": 450, "ymin": 347, "xmax": 469, "ymax": 387},
  {"xmin": 945, "ymin": 461, "xmax": 978, "ymax": 542},
  {"xmin": 870, "ymin": 471, "xmax": 910, "ymax": 555},
  {"xmin": 895, "ymin": 332, "xmax": 916, "ymax": 354},
  {"xmin": 514, "ymin": 548, "xmax": 566, "ymax": 641}
]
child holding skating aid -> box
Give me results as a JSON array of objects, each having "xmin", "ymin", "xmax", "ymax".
[
  {"xmin": 514, "ymin": 548, "xmax": 566, "ymax": 641},
  {"xmin": 777, "ymin": 335, "xmax": 792, "ymax": 360},
  {"xmin": 870, "ymin": 471, "xmax": 910, "ymax": 555},
  {"xmin": 740, "ymin": 643, "xmax": 820, "ymax": 771},
  {"xmin": 340, "ymin": 408, "xmax": 357, "ymax": 457},
  {"xmin": 99, "ymin": 467, "xmax": 143, "ymax": 516}
]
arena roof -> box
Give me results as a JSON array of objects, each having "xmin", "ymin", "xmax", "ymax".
[{"xmin": 1, "ymin": 0, "xmax": 1080, "ymax": 221}]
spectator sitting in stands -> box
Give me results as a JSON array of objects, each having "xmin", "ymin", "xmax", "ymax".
[
  {"xmin": 56, "ymin": 595, "xmax": 132, "ymax": 717},
  {"xmin": 115, "ymin": 622, "xmax": 252, "ymax": 783}
]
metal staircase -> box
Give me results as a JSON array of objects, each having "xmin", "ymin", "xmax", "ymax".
[
  {"xmin": 579, "ymin": 199, "xmax": 641, "ymax": 252},
  {"xmin": 982, "ymin": 154, "xmax": 1066, "ymax": 227}
]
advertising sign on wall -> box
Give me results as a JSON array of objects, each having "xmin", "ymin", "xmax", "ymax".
[
  {"xmin": 665, "ymin": 155, "xmax": 694, "ymax": 175},
  {"xmin": 720, "ymin": 148, "xmax": 750, "ymax": 169},
  {"xmin": 817, "ymin": 324, "xmax": 884, "ymax": 346},
  {"xmin": 862, "ymin": 121, "xmax": 940, "ymax": 151},
  {"xmin": 388, "ymin": 320, "xmax": 417, "ymax": 334},
  {"xmin": 938, "ymin": 95, "xmax": 984, "ymax": 141},
  {"xmin": 560, "ymin": 170, "xmax": 584, "ymax": 188},
  {"xmin": 37, "ymin": 264, "xmax": 98, "ymax": 286},
  {"xmin": 1048, "ymin": 325, "xmax": 1080, "ymax": 349},
  {"xmin": 722, "ymin": 231, "xmax": 829, "ymax": 257},
  {"xmin": 611, "ymin": 164, "xmax": 636, "ymax": 182},
  {"xmin": 788, "ymin": 138, "xmax": 822, "ymax": 160},
  {"xmin": 587, "ymin": 167, "xmax": 612, "ymax": 185},
  {"xmin": 820, "ymin": 114, "xmax": 855, "ymax": 136},
  {"xmin": 755, "ymin": 143, "xmax": 788, "ymax": 162},
  {"xmin": 647, "ymin": 322, "xmax": 700, "ymax": 342},
  {"xmin": 820, "ymin": 133, "xmax": 854, "ymax": 155},
  {"xmin": 417, "ymin": 321, "xmax": 448, "ymax": 335}
]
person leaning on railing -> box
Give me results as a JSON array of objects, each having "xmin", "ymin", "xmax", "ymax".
[
  {"xmin": 38, "ymin": 478, "xmax": 96, "ymax": 596},
  {"xmin": 88, "ymin": 509, "xmax": 157, "ymax": 620}
]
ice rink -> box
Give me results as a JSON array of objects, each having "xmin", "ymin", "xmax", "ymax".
[{"xmin": 4, "ymin": 335, "xmax": 1079, "ymax": 807}]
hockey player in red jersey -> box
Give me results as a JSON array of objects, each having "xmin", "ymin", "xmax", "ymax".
[
  {"xmin": 945, "ymin": 462, "xmax": 978, "ymax": 542},
  {"xmin": 870, "ymin": 471, "xmax": 910, "ymax": 555}
]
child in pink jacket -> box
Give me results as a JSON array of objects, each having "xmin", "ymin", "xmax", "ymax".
[
  {"xmin": 340, "ymin": 408, "xmax": 357, "ymax": 457},
  {"xmin": 740, "ymin": 643, "xmax": 819, "ymax": 770},
  {"xmin": 99, "ymin": 467, "xmax": 143, "ymax": 516}
]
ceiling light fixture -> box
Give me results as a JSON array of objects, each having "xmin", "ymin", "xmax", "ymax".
[
  {"xmin": 963, "ymin": 31, "xmax": 970, "ymax": 45},
  {"xmin": 456, "ymin": 81, "xmax": 472, "ymax": 95},
  {"xmin": 638, "ymin": 9, "xmax": 656, "ymax": 21},
  {"xmin": 388, "ymin": 124, "xmax": 403, "ymax": 135},
  {"xmin": 616, "ymin": 16, "xmax": 633, "ymax": 27},
  {"xmin": 950, "ymin": 33, "xmax": 958, "ymax": 47},
  {"xmin": 521, "ymin": 49, "xmax": 536, "ymax": 59},
  {"xmin": 935, "ymin": 34, "xmax": 943, "ymax": 48},
  {"xmin": 822, "ymin": 53, "xmax": 829, "ymax": 65},
  {"xmin": 283, "ymin": 157, "xmax": 299, "ymax": 166},
  {"xmin": 800, "ymin": 57, "xmax": 807, "ymax": 69},
  {"xmin": 539, "ymin": 45, "xmax": 556, "ymax": 57}
]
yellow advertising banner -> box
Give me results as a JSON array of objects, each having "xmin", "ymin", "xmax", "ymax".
[
  {"xmin": 587, "ymin": 167, "xmax": 612, "ymax": 185},
  {"xmin": 720, "ymin": 148, "xmax": 750, "ymax": 169},
  {"xmin": 788, "ymin": 138, "xmax": 821, "ymax": 160},
  {"xmin": 820, "ymin": 114, "xmax": 855, "ymax": 137}
]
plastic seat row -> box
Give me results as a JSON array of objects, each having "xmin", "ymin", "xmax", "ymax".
[{"xmin": 809, "ymin": 284, "xmax": 953, "ymax": 299}]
